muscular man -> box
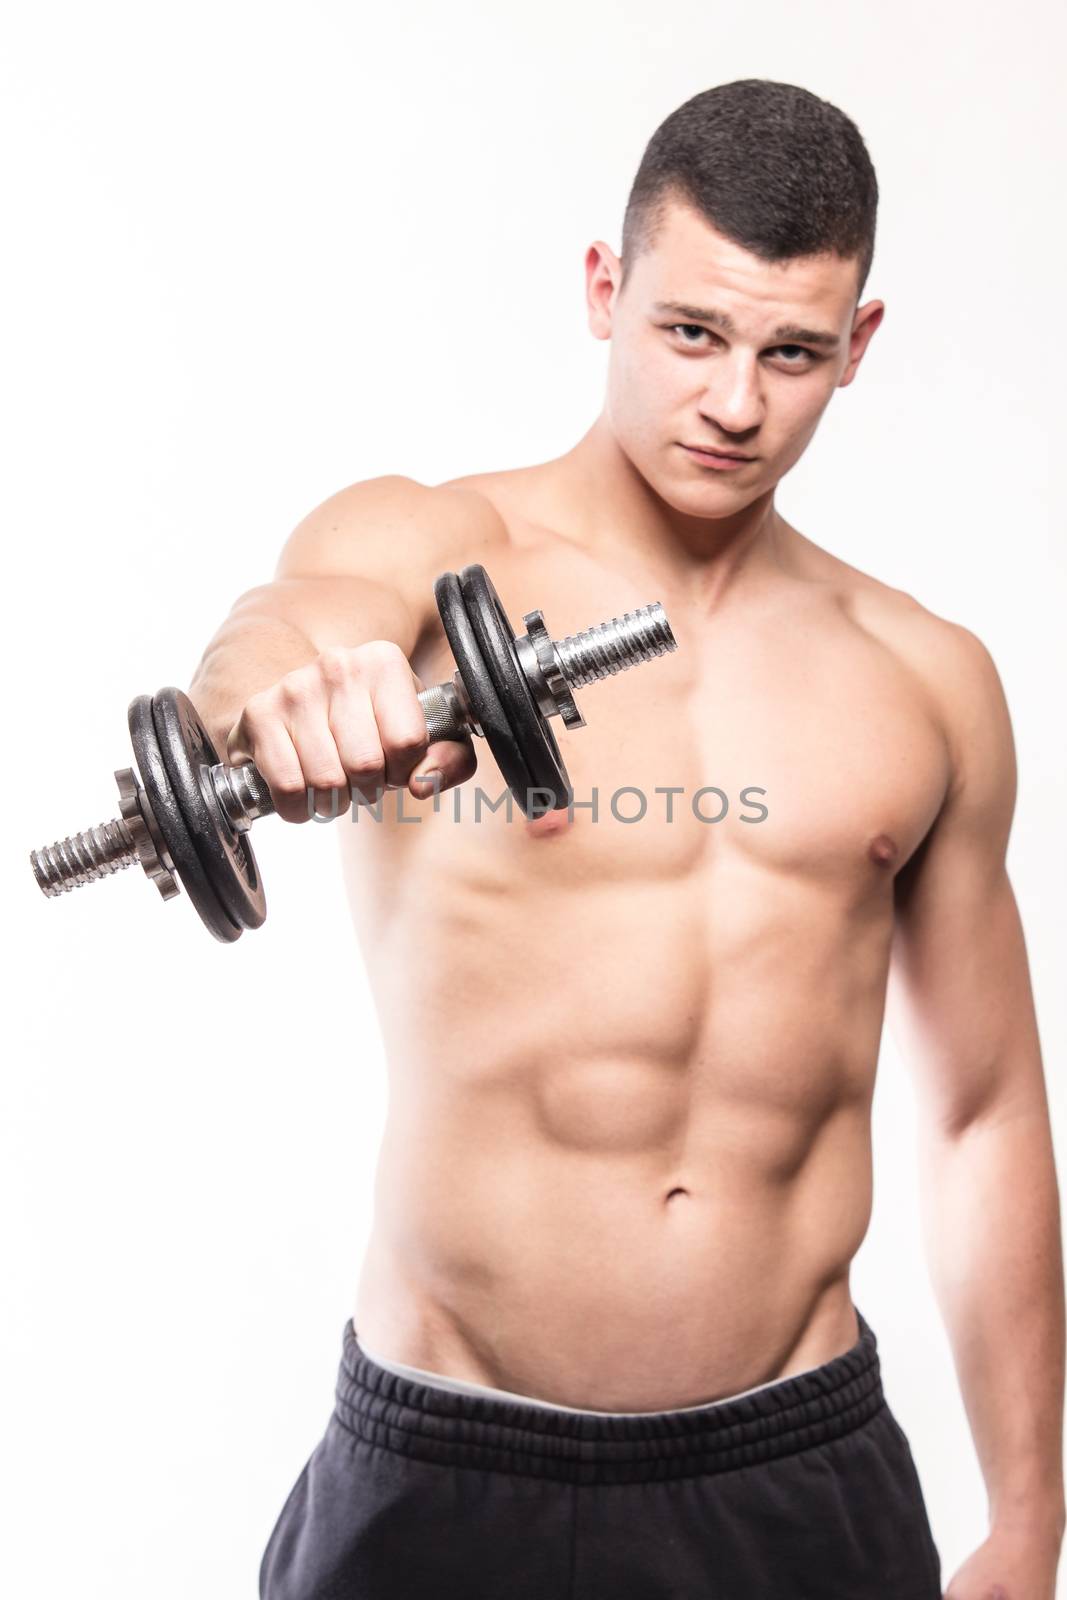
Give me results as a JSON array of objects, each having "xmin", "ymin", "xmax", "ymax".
[{"xmin": 190, "ymin": 80, "xmax": 1064, "ymax": 1599}]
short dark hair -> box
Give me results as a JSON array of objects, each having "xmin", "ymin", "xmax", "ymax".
[{"xmin": 621, "ymin": 79, "xmax": 878, "ymax": 300}]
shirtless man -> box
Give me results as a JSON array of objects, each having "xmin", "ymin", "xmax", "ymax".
[{"xmin": 190, "ymin": 80, "xmax": 1064, "ymax": 1600}]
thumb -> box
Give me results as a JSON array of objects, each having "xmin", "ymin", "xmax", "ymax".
[
  {"xmin": 225, "ymin": 717, "xmax": 253, "ymax": 767},
  {"xmin": 408, "ymin": 736, "xmax": 478, "ymax": 799}
]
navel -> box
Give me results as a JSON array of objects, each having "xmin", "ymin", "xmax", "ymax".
[{"xmin": 868, "ymin": 832, "xmax": 899, "ymax": 867}]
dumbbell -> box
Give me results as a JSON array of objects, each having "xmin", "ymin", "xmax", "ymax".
[{"xmin": 31, "ymin": 564, "xmax": 676, "ymax": 942}]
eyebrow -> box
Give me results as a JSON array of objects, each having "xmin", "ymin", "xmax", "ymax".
[{"xmin": 652, "ymin": 299, "xmax": 841, "ymax": 350}]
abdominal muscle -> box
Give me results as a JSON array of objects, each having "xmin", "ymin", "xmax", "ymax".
[{"xmin": 348, "ymin": 832, "xmax": 884, "ymax": 1413}]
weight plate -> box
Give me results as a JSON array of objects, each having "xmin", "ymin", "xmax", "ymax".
[
  {"xmin": 434, "ymin": 570, "xmax": 535, "ymax": 809},
  {"xmin": 128, "ymin": 694, "xmax": 242, "ymax": 943},
  {"xmin": 458, "ymin": 565, "xmax": 570, "ymax": 816},
  {"xmin": 152, "ymin": 688, "xmax": 267, "ymax": 935}
]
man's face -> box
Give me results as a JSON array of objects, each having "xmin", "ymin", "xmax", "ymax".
[{"xmin": 587, "ymin": 197, "xmax": 883, "ymax": 513}]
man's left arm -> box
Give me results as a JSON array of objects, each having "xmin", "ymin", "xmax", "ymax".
[{"xmin": 887, "ymin": 621, "xmax": 1065, "ymax": 1595}]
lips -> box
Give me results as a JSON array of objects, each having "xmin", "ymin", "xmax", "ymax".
[
  {"xmin": 679, "ymin": 443, "xmax": 754, "ymax": 470},
  {"xmin": 682, "ymin": 444, "xmax": 752, "ymax": 461}
]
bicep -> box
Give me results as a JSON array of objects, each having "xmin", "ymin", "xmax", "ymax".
[
  {"xmin": 231, "ymin": 472, "xmax": 507, "ymax": 658},
  {"xmin": 229, "ymin": 474, "xmax": 444, "ymax": 657}
]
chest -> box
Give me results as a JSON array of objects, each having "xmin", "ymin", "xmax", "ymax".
[{"xmin": 406, "ymin": 562, "xmax": 950, "ymax": 896}]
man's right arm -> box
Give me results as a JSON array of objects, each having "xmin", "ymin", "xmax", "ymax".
[{"xmin": 186, "ymin": 472, "xmax": 500, "ymax": 817}]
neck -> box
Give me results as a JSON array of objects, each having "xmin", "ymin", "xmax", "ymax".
[{"xmin": 555, "ymin": 412, "xmax": 792, "ymax": 608}]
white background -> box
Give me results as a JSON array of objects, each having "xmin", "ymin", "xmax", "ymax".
[{"xmin": 2, "ymin": 2, "xmax": 1065, "ymax": 1595}]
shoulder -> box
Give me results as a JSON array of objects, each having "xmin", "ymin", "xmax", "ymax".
[
  {"xmin": 793, "ymin": 531, "xmax": 1005, "ymax": 717},
  {"xmin": 275, "ymin": 472, "xmax": 512, "ymax": 635},
  {"xmin": 790, "ymin": 525, "xmax": 1014, "ymax": 805},
  {"xmin": 892, "ymin": 600, "xmax": 1015, "ymax": 833},
  {"xmin": 850, "ymin": 578, "xmax": 1008, "ymax": 773},
  {"xmin": 806, "ymin": 541, "xmax": 1015, "ymax": 826},
  {"xmin": 278, "ymin": 472, "xmax": 509, "ymax": 574}
]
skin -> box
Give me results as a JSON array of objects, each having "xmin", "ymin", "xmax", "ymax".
[
  {"xmin": 345, "ymin": 203, "xmax": 909, "ymax": 1408},
  {"xmin": 193, "ymin": 191, "xmax": 1063, "ymax": 1593}
]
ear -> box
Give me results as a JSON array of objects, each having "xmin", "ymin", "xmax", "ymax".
[
  {"xmin": 585, "ymin": 241, "xmax": 622, "ymax": 341},
  {"xmin": 838, "ymin": 299, "xmax": 885, "ymax": 388}
]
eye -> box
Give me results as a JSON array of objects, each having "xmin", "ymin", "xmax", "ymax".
[
  {"xmin": 668, "ymin": 323, "xmax": 712, "ymax": 346},
  {"xmin": 667, "ymin": 325, "xmax": 822, "ymax": 366}
]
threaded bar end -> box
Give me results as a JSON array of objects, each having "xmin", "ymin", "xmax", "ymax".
[
  {"xmin": 30, "ymin": 818, "xmax": 138, "ymax": 897},
  {"xmin": 555, "ymin": 602, "xmax": 676, "ymax": 689}
]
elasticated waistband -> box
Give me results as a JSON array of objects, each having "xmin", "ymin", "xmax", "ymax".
[{"xmin": 332, "ymin": 1308, "xmax": 886, "ymax": 1485}]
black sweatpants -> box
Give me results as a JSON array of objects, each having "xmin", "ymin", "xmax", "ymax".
[{"xmin": 259, "ymin": 1307, "xmax": 942, "ymax": 1599}]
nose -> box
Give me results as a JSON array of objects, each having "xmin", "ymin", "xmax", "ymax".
[{"xmin": 696, "ymin": 355, "xmax": 765, "ymax": 439}]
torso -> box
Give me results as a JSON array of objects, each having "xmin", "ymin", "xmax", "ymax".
[{"xmin": 346, "ymin": 462, "xmax": 951, "ymax": 1410}]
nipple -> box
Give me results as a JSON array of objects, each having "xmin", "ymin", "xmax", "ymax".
[
  {"xmin": 524, "ymin": 806, "xmax": 572, "ymax": 838},
  {"xmin": 868, "ymin": 833, "xmax": 898, "ymax": 868}
]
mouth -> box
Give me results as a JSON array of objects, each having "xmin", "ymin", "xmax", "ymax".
[{"xmin": 678, "ymin": 443, "xmax": 755, "ymax": 471}]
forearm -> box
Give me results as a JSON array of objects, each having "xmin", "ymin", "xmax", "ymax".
[
  {"xmin": 919, "ymin": 1101, "xmax": 1066, "ymax": 1538},
  {"xmin": 187, "ymin": 612, "xmax": 319, "ymax": 753}
]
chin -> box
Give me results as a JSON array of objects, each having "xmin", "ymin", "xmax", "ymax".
[
  {"xmin": 662, "ymin": 467, "xmax": 759, "ymax": 512},
  {"xmin": 686, "ymin": 491, "xmax": 758, "ymax": 518}
]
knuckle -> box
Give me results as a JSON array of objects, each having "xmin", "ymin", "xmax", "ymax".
[
  {"xmin": 317, "ymin": 646, "xmax": 353, "ymax": 687},
  {"xmin": 345, "ymin": 748, "xmax": 385, "ymax": 779},
  {"xmin": 361, "ymin": 638, "xmax": 406, "ymax": 669},
  {"xmin": 269, "ymin": 773, "xmax": 309, "ymax": 799},
  {"xmin": 279, "ymin": 668, "xmax": 317, "ymax": 708},
  {"xmin": 387, "ymin": 726, "xmax": 427, "ymax": 757},
  {"xmin": 239, "ymin": 692, "xmax": 270, "ymax": 728},
  {"xmin": 304, "ymin": 764, "xmax": 347, "ymax": 789}
]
